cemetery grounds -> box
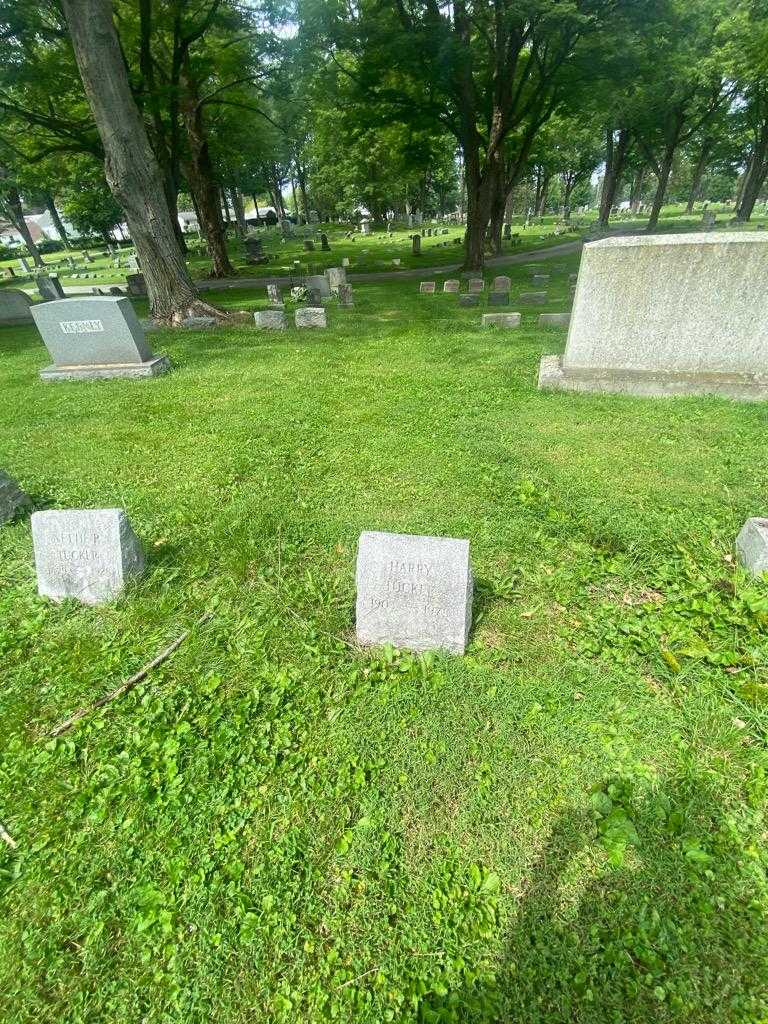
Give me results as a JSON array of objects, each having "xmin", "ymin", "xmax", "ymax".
[{"xmin": 1, "ymin": 234, "xmax": 768, "ymax": 1023}]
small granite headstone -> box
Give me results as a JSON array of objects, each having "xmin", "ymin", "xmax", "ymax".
[
  {"xmin": 538, "ymin": 313, "xmax": 570, "ymax": 326},
  {"xmin": 295, "ymin": 306, "xmax": 327, "ymax": 328},
  {"xmin": 468, "ymin": 279, "xmax": 484, "ymax": 293},
  {"xmin": 0, "ymin": 289, "xmax": 34, "ymax": 325},
  {"xmin": 458, "ymin": 294, "xmax": 480, "ymax": 307},
  {"xmin": 337, "ymin": 283, "xmax": 354, "ymax": 307},
  {"xmin": 443, "ymin": 280, "xmax": 460, "ymax": 293},
  {"xmin": 305, "ymin": 274, "xmax": 331, "ymax": 297},
  {"xmin": 355, "ymin": 530, "xmax": 473, "ymax": 655},
  {"xmin": 267, "ymin": 284, "xmax": 283, "ymax": 305},
  {"xmin": 420, "ymin": 282, "xmax": 436, "ymax": 294},
  {"xmin": 254, "ymin": 309, "xmax": 287, "ymax": 330},
  {"xmin": 482, "ymin": 312, "xmax": 521, "ymax": 328},
  {"xmin": 736, "ymin": 518, "xmax": 768, "ymax": 576},
  {"xmin": 37, "ymin": 274, "xmax": 66, "ymax": 301},
  {"xmin": 325, "ymin": 267, "xmax": 347, "ymax": 294},
  {"xmin": 520, "ymin": 291, "xmax": 547, "ymax": 304},
  {"xmin": 304, "ymin": 239, "xmax": 315, "ymax": 252},
  {"xmin": 32, "ymin": 508, "xmax": 145, "ymax": 605},
  {"xmin": 320, "ymin": 232, "xmax": 330, "ymax": 251},
  {"xmin": 32, "ymin": 296, "xmax": 170, "ymax": 380},
  {"xmin": 126, "ymin": 273, "xmax": 147, "ymax": 297},
  {"xmin": 488, "ymin": 292, "xmax": 510, "ymax": 306},
  {"xmin": 342, "ymin": 257, "xmax": 350, "ymax": 268},
  {"xmin": 412, "ymin": 234, "xmax": 421, "ymax": 256},
  {"xmin": 492, "ymin": 276, "xmax": 511, "ymax": 292},
  {"xmin": 0, "ymin": 471, "xmax": 31, "ymax": 525}
]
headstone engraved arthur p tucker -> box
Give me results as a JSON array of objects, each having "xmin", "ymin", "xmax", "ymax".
[
  {"xmin": 32, "ymin": 508, "xmax": 145, "ymax": 605},
  {"xmin": 355, "ymin": 530, "xmax": 473, "ymax": 654},
  {"xmin": 32, "ymin": 296, "xmax": 170, "ymax": 380}
]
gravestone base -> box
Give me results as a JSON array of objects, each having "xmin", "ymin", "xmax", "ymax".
[
  {"xmin": 40, "ymin": 354, "xmax": 171, "ymax": 382},
  {"xmin": 538, "ymin": 354, "xmax": 768, "ymax": 402}
]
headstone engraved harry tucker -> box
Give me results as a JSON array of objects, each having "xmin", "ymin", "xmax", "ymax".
[
  {"xmin": 31, "ymin": 296, "xmax": 170, "ymax": 381},
  {"xmin": 31, "ymin": 508, "xmax": 145, "ymax": 605},
  {"xmin": 355, "ymin": 531, "xmax": 473, "ymax": 654}
]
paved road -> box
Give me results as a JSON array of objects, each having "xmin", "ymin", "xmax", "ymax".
[{"xmin": 46, "ymin": 238, "xmax": 583, "ymax": 297}]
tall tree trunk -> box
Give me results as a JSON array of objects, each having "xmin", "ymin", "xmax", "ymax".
[
  {"xmin": 252, "ymin": 195, "xmax": 261, "ymax": 222},
  {"xmin": 736, "ymin": 123, "xmax": 768, "ymax": 222},
  {"xmin": 685, "ymin": 141, "xmax": 711, "ymax": 214},
  {"xmin": 0, "ymin": 170, "xmax": 45, "ymax": 266},
  {"xmin": 44, "ymin": 193, "xmax": 71, "ymax": 248},
  {"xmin": 220, "ymin": 187, "xmax": 231, "ymax": 227},
  {"xmin": 647, "ymin": 147, "xmax": 676, "ymax": 231},
  {"xmin": 60, "ymin": 0, "xmax": 222, "ymax": 324},
  {"xmin": 488, "ymin": 157, "xmax": 507, "ymax": 256},
  {"xmin": 536, "ymin": 174, "xmax": 551, "ymax": 216},
  {"xmin": 462, "ymin": 147, "xmax": 492, "ymax": 270},
  {"xmin": 180, "ymin": 61, "xmax": 236, "ymax": 279},
  {"xmin": 295, "ymin": 162, "xmax": 310, "ymax": 221},
  {"xmin": 231, "ymin": 187, "xmax": 247, "ymax": 239},
  {"xmin": 629, "ymin": 166, "xmax": 645, "ymax": 213},
  {"xmin": 598, "ymin": 128, "xmax": 630, "ymax": 229}
]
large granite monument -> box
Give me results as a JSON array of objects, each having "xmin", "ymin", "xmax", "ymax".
[
  {"xmin": 32, "ymin": 508, "xmax": 145, "ymax": 604},
  {"xmin": 539, "ymin": 233, "xmax": 768, "ymax": 400},
  {"xmin": 31, "ymin": 296, "xmax": 170, "ymax": 381},
  {"xmin": 355, "ymin": 530, "xmax": 473, "ymax": 655}
]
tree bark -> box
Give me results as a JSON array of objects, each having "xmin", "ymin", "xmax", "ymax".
[
  {"xmin": 295, "ymin": 161, "xmax": 310, "ymax": 221},
  {"xmin": 685, "ymin": 141, "xmax": 711, "ymax": 214},
  {"xmin": 736, "ymin": 123, "xmax": 768, "ymax": 222},
  {"xmin": 629, "ymin": 166, "xmax": 645, "ymax": 213},
  {"xmin": 60, "ymin": 0, "xmax": 223, "ymax": 325},
  {"xmin": 462, "ymin": 146, "xmax": 492, "ymax": 270},
  {"xmin": 231, "ymin": 187, "xmax": 247, "ymax": 239},
  {"xmin": 180, "ymin": 60, "xmax": 236, "ymax": 278},
  {"xmin": 7, "ymin": 187, "xmax": 44, "ymax": 266},
  {"xmin": 647, "ymin": 148, "xmax": 675, "ymax": 231},
  {"xmin": 45, "ymin": 193, "xmax": 71, "ymax": 248},
  {"xmin": 598, "ymin": 128, "xmax": 630, "ymax": 229}
]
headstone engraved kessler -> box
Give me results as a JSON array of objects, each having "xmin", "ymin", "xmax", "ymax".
[
  {"xmin": 31, "ymin": 508, "xmax": 145, "ymax": 605},
  {"xmin": 31, "ymin": 296, "xmax": 170, "ymax": 381},
  {"xmin": 539, "ymin": 233, "xmax": 768, "ymax": 400},
  {"xmin": 355, "ymin": 531, "xmax": 473, "ymax": 654}
]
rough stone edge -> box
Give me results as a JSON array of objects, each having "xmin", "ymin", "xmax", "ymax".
[
  {"xmin": 537, "ymin": 354, "xmax": 768, "ymax": 401},
  {"xmin": 39, "ymin": 355, "xmax": 171, "ymax": 381}
]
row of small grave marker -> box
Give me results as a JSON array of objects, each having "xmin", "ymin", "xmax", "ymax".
[{"xmin": 1, "ymin": 473, "xmax": 766, "ymax": 654}]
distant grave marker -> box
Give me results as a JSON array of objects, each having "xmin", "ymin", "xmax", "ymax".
[
  {"xmin": 254, "ymin": 310, "xmax": 287, "ymax": 330},
  {"xmin": 0, "ymin": 471, "xmax": 31, "ymax": 525},
  {"xmin": 482, "ymin": 313, "xmax": 521, "ymax": 328},
  {"xmin": 419, "ymin": 282, "xmax": 436, "ymax": 294},
  {"xmin": 0, "ymin": 289, "xmax": 34, "ymax": 325},
  {"xmin": 736, "ymin": 518, "xmax": 768, "ymax": 576},
  {"xmin": 295, "ymin": 307, "xmax": 327, "ymax": 328},
  {"xmin": 538, "ymin": 313, "xmax": 570, "ymax": 326},
  {"xmin": 37, "ymin": 274, "xmax": 65, "ymax": 301},
  {"xmin": 443, "ymin": 280, "xmax": 460, "ymax": 293}
]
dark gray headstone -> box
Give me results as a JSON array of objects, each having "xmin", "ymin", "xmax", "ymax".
[
  {"xmin": 458, "ymin": 294, "xmax": 480, "ymax": 307},
  {"xmin": 488, "ymin": 291, "xmax": 510, "ymax": 306},
  {"xmin": 0, "ymin": 289, "xmax": 34, "ymax": 324},
  {"xmin": 31, "ymin": 296, "xmax": 170, "ymax": 380},
  {"xmin": 0, "ymin": 471, "xmax": 31, "ymax": 525},
  {"xmin": 126, "ymin": 273, "xmax": 147, "ymax": 297},
  {"xmin": 37, "ymin": 274, "xmax": 65, "ymax": 301}
]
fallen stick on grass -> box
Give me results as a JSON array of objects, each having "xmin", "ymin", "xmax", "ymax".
[
  {"xmin": 49, "ymin": 613, "xmax": 213, "ymax": 738},
  {"xmin": 0, "ymin": 822, "xmax": 17, "ymax": 849}
]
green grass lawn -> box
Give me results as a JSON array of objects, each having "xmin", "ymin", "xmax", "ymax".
[{"xmin": 1, "ymin": 259, "xmax": 767, "ymax": 1023}]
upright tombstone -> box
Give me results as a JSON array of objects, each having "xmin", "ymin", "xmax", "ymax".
[
  {"xmin": 0, "ymin": 471, "xmax": 31, "ymax": 525},
  {"xmin": 126, "ymin": 254, "xmax": 140, "ymax": 271},
  {"xmin": 37, "ymin": 274, "xmax": 65, "ymax": 301},
  {"xmin": 360, "ymin": 218, "xmax": 372, "ymax": 236},
  {"xmin": 520, "ymin": 291, "xmax": 547, "ymax": 304},
  {"xmin": 342, "ymin": 257, "xmax": 351, "ymax": 268},
  {"xmin": 126, "ymin": 273, "xmax": 147, "ymax": 297},
  {"xmin": 295, "ymin": 306, "xmax": 327, "ymax": 328},
  {"xmin": 443, "ymin": 280, "xmax": 460, "ymax": 293},
  {"xmin": 468, "ymin": 278, "xmax": 485, "ymax": 293},
  {"xmin": 355, "ymin": 530, "xmax": 473, "ymax": 655},
  {"xmin": 458, "ymin": 294, "xmax": 480, "ymax": 307},
  {"xmin": 244, "ymin": 236, "xmax": 268, "ymax": 265},
  {"xmin": 304, "ymin": 238, "xmax": 315, "ymax": 252},
  {"xmin": 309, "ymin": 210, "xmax": 320, "ymax": 224},
  {"xmin": 492, "ymin": 275, "xmax": 511, "ymax": 292},
  {"xmin": 266, "ymin": 284, "xmax": 283, "ymax": 306},
  {"xmin": 32, "ymin": 296, "xmax": 170, "ymax": 380},
  {"xmin": 325, "ymin": 266, "xmax": 347, "ymax": 294},
  {"xmin": 702, "ymin": 211, "xmax": 716, "ymax": 228},
  {"xmin": 539, "ymin": 233, "xmax": 768, "ymax": 400},
  {"xmin": 279, "ymin": 217, "xmax": 294, "ymax": 238},
  {"xmin": 419, "ymin": 281, "xmax": 436, "ymax": 294},
  {"xmin": 488, "ymin": 292, "xmax": 510, "ymax": 307},
  {"xmin": 254, "ymin": 309, "xmax": 287, "ymax": 330},
  {"xmin": 337, "ymin": 283, "xmax": 354, "ymax": 307},
  {"xmin": 0, "ymin": 289, "xmax": 34, "ymax": 325},
  {"xmin": 736, "ymin": 518, "xmax": 768, "ymax": 576},
  {"xmin": 305, "ymin": 274, "xmax": 331, "ymax": 297},
  {"xmin": 31, "ymin": 508, "xmax": 145, "ymax": 605},
  {"xmin": 482, "ymin": 313, "xmax": 521, "ymax": 328},
  {"xmin": 412, "ymin": 234, "xmax": 421, "ymax": 256},
  {"xmin": 320, "ymin": 232, "xmax": 330, "ymax": 251}
]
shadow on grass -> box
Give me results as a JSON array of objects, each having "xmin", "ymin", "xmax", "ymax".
[{"xmin": 418, "ymin": 773, "xmax": 767, "ymax": 1023}]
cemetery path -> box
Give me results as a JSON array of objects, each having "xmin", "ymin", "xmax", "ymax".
[{"xmin": 43, "ymin": 239, "xmax": 584, "ymax": 297}]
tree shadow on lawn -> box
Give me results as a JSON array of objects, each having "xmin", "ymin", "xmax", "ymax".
[
  {"xmin": 418, "ymin": 772, "xmax": 767, "ymax": 1023},
  {"xmin": 0, "ymin": 322, "xmax": 47, "ymax": 356}
]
